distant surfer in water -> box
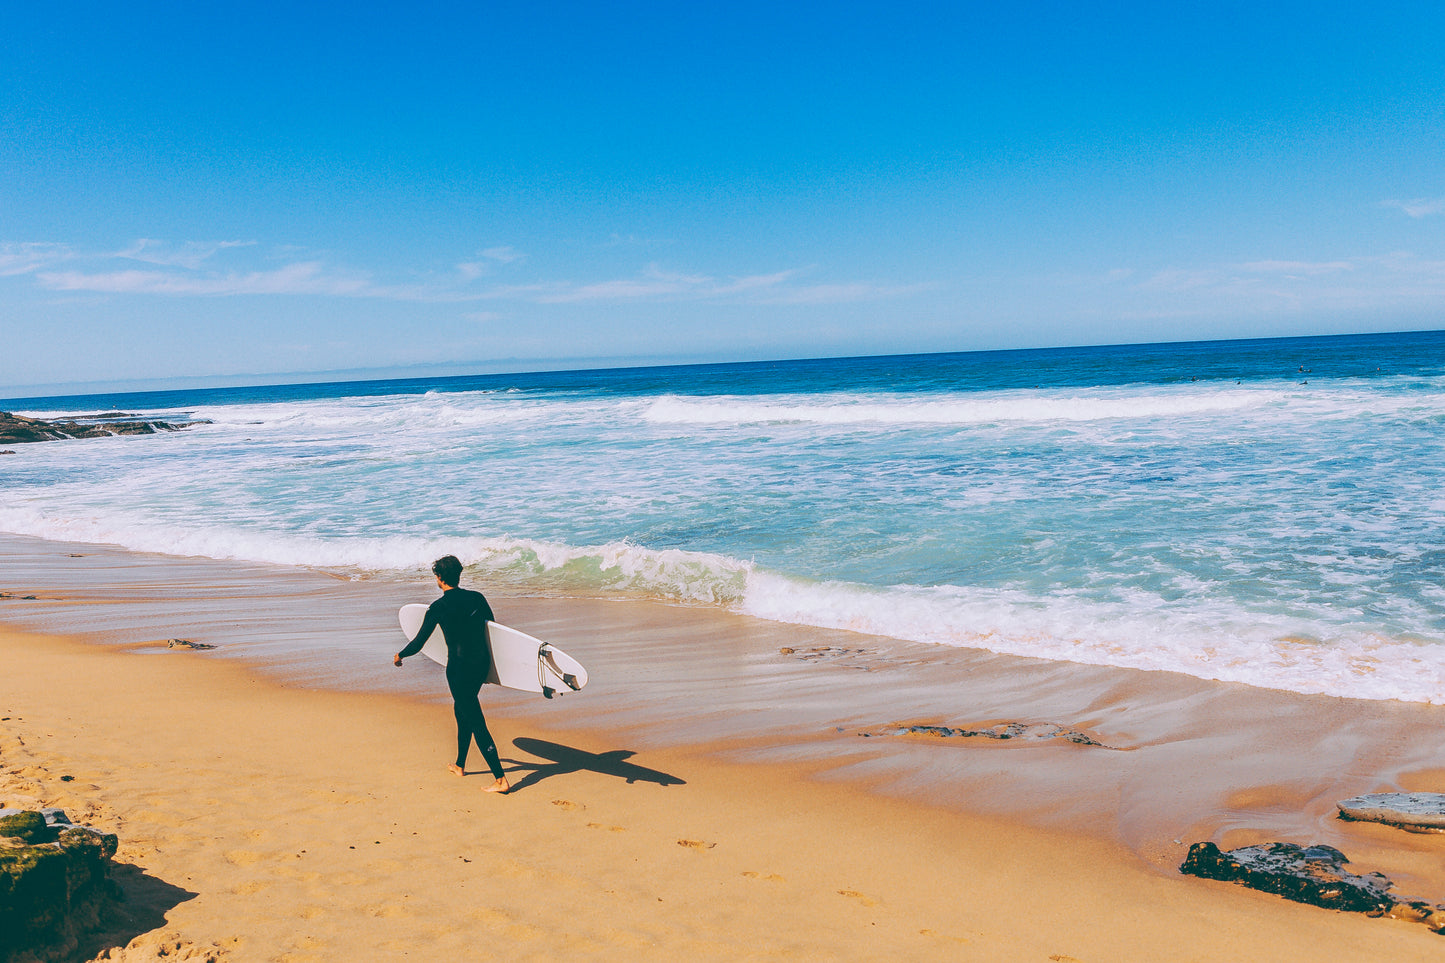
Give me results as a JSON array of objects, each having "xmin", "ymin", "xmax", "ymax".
[{"xmin": 394, "ymin": 555, "xmax": 511, "ymax": 794}]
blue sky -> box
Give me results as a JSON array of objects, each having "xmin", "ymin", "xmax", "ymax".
[{"xmin": 3, "ymin": 1, "xmax": 1444, "ymax": 393}]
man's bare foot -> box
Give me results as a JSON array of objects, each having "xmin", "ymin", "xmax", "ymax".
[
  {"xmin": 484, "ymin": 777, "xmax": 511, "ymax": 794},
  {"xmin": 448, "ymin": 764, "xmax": 466, "ymax": 777}
]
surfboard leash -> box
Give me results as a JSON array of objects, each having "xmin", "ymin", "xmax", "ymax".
[{"xmin": 537, "ymin": 644, "xmax": 581, "ymax": 699}]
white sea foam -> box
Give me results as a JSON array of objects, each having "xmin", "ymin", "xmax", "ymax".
[
  {"xmin": 738, "ymin": 571, "xmax": 1445, "ymax": 704},
  {"xmin": 4, "ymin": 503, "xmax": 1442, "ymax": 703},
  {"xmin": 0, "ymin": 505, "xmax": 751, "ymax": 604},
  {"xmin": 643, "ymin": 389, "xmax": 1273, "ymax": 426}
]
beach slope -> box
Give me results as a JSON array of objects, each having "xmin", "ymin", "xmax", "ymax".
[{"xmin": 2, "ymin": 625, "xmax": 1442, "ymax": 962}]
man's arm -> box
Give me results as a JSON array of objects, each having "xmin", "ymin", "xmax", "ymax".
[{"xmin": 395, "ymin": 606, "xmax": 440, "ymax": 664}]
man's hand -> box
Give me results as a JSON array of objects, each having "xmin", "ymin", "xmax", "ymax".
[{"xmin": 393, "ymin": 653, "xmax": 404, "ymax": 667}]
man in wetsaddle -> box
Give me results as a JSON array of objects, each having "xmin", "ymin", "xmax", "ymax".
[{"xmin": 393, "ymin": 555, "xmax": 511, "ymax": 794}]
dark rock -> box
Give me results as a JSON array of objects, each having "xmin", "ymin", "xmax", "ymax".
[
  {"xmin": 166, "ymin": 638, "xmax": 216, "ymax": 650},
  {"xmin": 0, "ymin": 410, "xmax": 209, "ymax": 445},
  {"xmin": 1180, "ymin": 840, "xmax": 1445, "ymax": 933},
  {"xmin": 0, "ymin": 450, "xmax": 14, "ymax": 455},
  {"xmin": 869, "ymin": 721, "xmax": 1120, "ymax": 749},
  {"xmin": 1338, "ymin": 792, "xmax": 1445, "ymax": 833},
  {"xmin": 0, "ymin": 809, "xmax": 120, "ymax": 961}
]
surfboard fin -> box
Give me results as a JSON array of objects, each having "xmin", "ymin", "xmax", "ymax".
[{"xmin": 542, "ymin": 686, "xmax": 556, "ymax": 699}]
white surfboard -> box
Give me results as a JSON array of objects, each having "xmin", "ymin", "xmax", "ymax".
[{"xmin": 398, "ymin": 603, "xmax": 588, "ymax": 697}]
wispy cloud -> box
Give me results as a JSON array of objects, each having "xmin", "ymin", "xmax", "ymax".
[
  {"xmin": 1382, "ymin": 197, "xmax": 1445, "ymax": 219},
  {"xmin": 114, "ymin": 239, "xmax": 255, "ymax": 269},
  {"xmin": 1117, "ymin": 251, "xmax": 1445, "ymax": 316},
  {"xmin": 0, "ymin": 242, "xmax": 73, "ymax": 276},
  {"xmin": 480, "ymin": 246, "xmax": 523, "ymax": 264},
  {"xmin": 37, "ymin": 261, "xmax": 489, "ymax": 302},
  {"xmin": 536, "ymin": 264, "xmax": 720, "ymax": 303},
  {"xmin": 755, "ymin": 281, "xmax": 938, "ymax": 305},
  {"xmin": 1136, "ymin": 267, "xmax": 1225, "ymax": 293},
  {"xmin": 5, "ymin": 236, "xmax": 930, "ymax": 311},
  {"xmin": 1238, "ymin": 260, "xmax": 1353, "ymax": 278},
  {"xmin": 521, "ymin": 264, "xmax": 927, "ymax": 306},
  {"xmin": 455, "ymin": 246, "xmax": 527, "ymax": 282},
  {"xmin": 38, "ymin": 262, "xmax": 368, "ymax": 297},
  {"xmin": 8, "ymin": 238, "xmax": 491, "ymax": 302}
]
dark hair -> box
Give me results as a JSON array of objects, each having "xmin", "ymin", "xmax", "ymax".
[{"xmin": 431, "ymin": 555, "xmax": 463, "ymax": 586}]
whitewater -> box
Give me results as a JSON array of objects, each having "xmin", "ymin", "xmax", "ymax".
[{"xmin": 4, "ymin": 331, "xmax": 1445, "ymax": 702}]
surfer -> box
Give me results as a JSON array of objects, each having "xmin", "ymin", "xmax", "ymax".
[{"xmin": 393, "ymin": 555, "xmax": 511, "ymax": 794}]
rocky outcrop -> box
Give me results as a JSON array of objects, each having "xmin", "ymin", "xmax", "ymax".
[
  {"xmin": 0, "ymin": 411, "xmax": 208, "ymax": 445},
  {"xmin": 0, "ymin": 808, "xmax": 120, "ymax": 962},
  {"xmin": 1337, "ymin": 792, "xmax": 1445, "ymax": 833},
  {"xmin": 1180, "ymin": 840, "xmax": 1445, "ymax": 934}
]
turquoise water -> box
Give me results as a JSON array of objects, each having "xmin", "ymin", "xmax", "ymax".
[{"xmin": 5, "ymin": 330, "xmax": 1445, "ymax": 701}]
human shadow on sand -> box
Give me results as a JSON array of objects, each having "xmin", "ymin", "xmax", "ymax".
[{"xmin": 504, "ymin": 737, "xmax": 685, "ymax": 793}]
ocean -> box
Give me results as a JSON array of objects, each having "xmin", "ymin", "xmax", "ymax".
[{"xmin": 5, "ymin": 330, "xmax": 1445, "ymax": 703}]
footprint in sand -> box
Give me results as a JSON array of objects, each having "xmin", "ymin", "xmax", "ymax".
[
  {"xmin": 223, "ymin": 850, "xmax": 265, "ymax": 867},
  {"xmin": 368, "ymin": 904, "xmax": 409, "ymax": 919},
  {"xmin": 677, "ymin": 839, "xmax": 716, "ymax": 852},
  {"xmin": 837, "ymin": 889, "xmax": 880, "ymax": 907},
  {"xmin": 920, "ymin": 929, "xmax": 972, "ymax": 946},
  {"xmin": 585, "ymin": 822, "xmax": 626, "ymax": 832},
  {"xmin": 466, "ymin": 906, "xmax": 514, "ymax": 931},
  {"xmin": 741, "ymin": 871, "xmax": 785, "ymax": 882},
  {"xmin": 551, "ymin": 799, "xmax": 585, "ymax": 812}
]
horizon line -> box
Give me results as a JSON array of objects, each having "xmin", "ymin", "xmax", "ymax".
[{"xmin": 2, "ymin": 326, "xmax": 1440, "ymax": 406}]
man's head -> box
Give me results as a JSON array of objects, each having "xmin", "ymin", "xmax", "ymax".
[{"xmin": 431, "ymin": 555, "xmax": 464, "ymax": 588}]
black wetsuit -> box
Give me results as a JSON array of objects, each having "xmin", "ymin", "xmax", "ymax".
[{"xmin": 398, "ymin": 587, "xmax": 504, "ymax": 780}]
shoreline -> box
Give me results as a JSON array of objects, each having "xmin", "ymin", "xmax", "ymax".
[{"xmin": 3, "ymin": 532, "xmax": 1445, "ymax": 957}]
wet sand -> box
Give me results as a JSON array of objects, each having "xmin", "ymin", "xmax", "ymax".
[{"xmin": 2, "ymin": 533, "xmax": 1445, "ymax": 959}]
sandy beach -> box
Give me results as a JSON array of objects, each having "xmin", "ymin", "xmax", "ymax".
[{"xmin": 2, "ymin": 536, "xmax": 1444, "ymax": 960}]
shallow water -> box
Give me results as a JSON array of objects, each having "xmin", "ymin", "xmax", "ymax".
[{"xmin": 5, "ymin": 531, "xmax": 1445, "ymax": 888}]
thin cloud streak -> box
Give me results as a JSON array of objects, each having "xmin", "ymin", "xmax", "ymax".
[
  {"xmin": 1382, "ymin": 197, "xmax": 1445, "ymax": 219},
  {"xmin": 523, "ymin": 265, "xmax": 925, "ymax": 306},
  {"xmin": 36, "ymin": 262, "xmax": 488, "ymax": 302},
  {"xmin": 0, "ymin": 242, "xmax": 73, "ymax": 276},
  {"xmin": 6, "ymin": 237, "xmax": 930, "ymax": 309},
  {"xmin": 1239, "ymin": 260, "xmax": 1353, "ymax": 277},
  {"xmin": 1122, "ymin": 251, "xmax": 1445, "ymax": 316},
  {"xmin": 756, "ymin": 282, "xmax": 938, "ymax": 305},
  {"xmin": 114, "ymin": 239, "xmax": 255, "ymax": 269}
]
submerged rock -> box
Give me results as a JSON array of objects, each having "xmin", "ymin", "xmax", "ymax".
[
  {"xmin": 1180, "ymin": 840, "xmax": 1445, "ymax": 933},
  {"xmin": 0, "ymin": 411, "xmax": 208, "ymax": 445},
  {"xmin": 865, "ymin": 721, "xmax": 1120, "ymax": 749},
  {"xmin": 166, "ymin": 638, "xmax": 217, "ymax": 650},
  {"xmin": 0, "ymin": 808, "xmax": 120, "ymax": 962},
  {"xmin": 1337, "ymin": 792, "xmax": 1445, "ymax": 833}
]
